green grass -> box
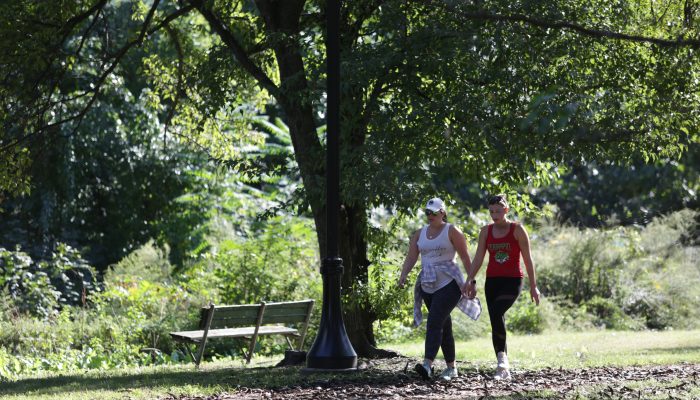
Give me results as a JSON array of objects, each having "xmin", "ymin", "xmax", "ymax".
[
  {"xmin": 1, "ymin": 330, "xmax": 699, "ymax": 400},
  {"xmin": 389, "ymin": 329, "xmax": 700, "ymax": 370}
]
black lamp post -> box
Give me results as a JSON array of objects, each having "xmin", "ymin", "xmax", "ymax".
[{"xmin": 304, "ymin": 0, "xmax": 358, "ymax": 371}]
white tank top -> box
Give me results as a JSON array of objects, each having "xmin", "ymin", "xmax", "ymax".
[{"xmin": 417, "ymin": 223, "xmax": 456, "ymax": 293}]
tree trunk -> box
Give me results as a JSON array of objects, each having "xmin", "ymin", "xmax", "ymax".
[
  {"xmin": 338, "ymin": 204, "xmax": 399, "ymax": 358},
  {"xmin": 251, "ymin": 0, "xmax": 389, "ymax": 357}
]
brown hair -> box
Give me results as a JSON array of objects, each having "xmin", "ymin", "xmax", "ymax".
[{"xmin": 488, "ymin": 194, "xmax": 509, "ymax": 208}]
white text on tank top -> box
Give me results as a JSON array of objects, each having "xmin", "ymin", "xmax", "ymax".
[{"xmin": 418, "ymin": 223, "xmax": 456, "ymax": 292}]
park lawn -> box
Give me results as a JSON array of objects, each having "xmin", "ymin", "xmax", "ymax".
[
  {"xmin": 389, "ymin": 329, "xmax": 700, "ymax": 370},
  {"xmin": 1, "ymin": 329, "xmax": 699, "ymax": 400}
]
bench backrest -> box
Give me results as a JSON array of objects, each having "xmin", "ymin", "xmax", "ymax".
[
  {"xmin": 260, "ymin": 301, "xmax": 313, "ymax": 325},
  {"xmin": 199, "ymin": 300, "xmax": 314, "ymax": 330}
]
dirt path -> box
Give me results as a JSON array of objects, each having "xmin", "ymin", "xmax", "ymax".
[{"xmin": 166, "ymin": 358, "xmax": 700, "ymax": 399}]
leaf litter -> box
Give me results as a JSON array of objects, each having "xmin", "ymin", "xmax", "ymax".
[{"xmin": 163, "ymin": 357, "xmax": 700, "ymax": 399}]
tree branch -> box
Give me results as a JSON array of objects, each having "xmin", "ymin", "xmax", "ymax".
[
  {"xmin": 435, "ymin": 0, "xmax": 700, "ymax": 48},
  {"xmin": 191, "ymin": 0, "xmax": 281, "ymax": 98},
  {"xmin": 1, "ymin": 4, "xmax": 197, "ymax": 154},
  {"xmin": 346, "ymin": 0, "xmax": 389, "ymax": 46},
  {"xmin": 137, "ymin": 0, "xmax": 162, "ymax": 45},
  {"xmin": 162, "ymin": 23, "xmax": 185, "ymax": 145},
  {"xmin": 34, "ymin": 4, "xmax": 106, "ymax": 133}
]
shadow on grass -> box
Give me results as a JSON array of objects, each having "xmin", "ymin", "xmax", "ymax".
[
  {"xmin": 631, "ymin": 346, "xmax": 700, "ymax": 356},
  {"xmin": 0, "ymin": 361, "xmax": 421, "ymax": 397}
]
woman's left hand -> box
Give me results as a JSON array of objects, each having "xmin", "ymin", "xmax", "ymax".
[{"xmin": 530, "ymin": 286, "xmax": 541, "ymax": 306}]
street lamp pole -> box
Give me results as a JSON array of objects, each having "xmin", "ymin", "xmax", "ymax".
[{"xmin": 304, "ymin": 0, "xmax": 358, "ymax": 371}]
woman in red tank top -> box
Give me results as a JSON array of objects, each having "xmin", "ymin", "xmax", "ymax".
[
  {"xmin": 485, "ymin": 222, "xmax": 523, "ymax": 278},
  {"xmin": 463, "ymin": 194, "xmax": 540, "ymax": 380}
]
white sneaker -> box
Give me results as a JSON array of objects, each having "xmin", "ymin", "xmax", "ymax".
[
  {"xmin": 494, "ymin": 351, "xmax": 511, "ymax": 380},
  {"xmin": 496, "ymin": 351, "xmax": 509, "ymax": 368},
  {"xmin": 493, "ymin": 366, "xmax": 511, "ymax": 380},
  {"xmin": 439, "ymin": 367, "xmax": 458, "ymax": 381}
]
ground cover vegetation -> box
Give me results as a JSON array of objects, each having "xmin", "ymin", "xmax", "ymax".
[{"xmin": 2, "ymin": 0, "xmax": 699, "ymax": 358}]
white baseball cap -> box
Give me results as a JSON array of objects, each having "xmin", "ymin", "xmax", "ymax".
[{"xmin": 425, "ymin": 197, "xmax": 445, "ymax": 212}]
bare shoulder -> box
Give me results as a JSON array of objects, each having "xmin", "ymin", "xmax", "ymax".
[
  {"xmin": 448, "ymin": 224, "xmax": 464, "ymax": 235},
  {"xmin": 479, "ymin": 225, "xmax": 490, "ymax": 236},
  {"xmin": 513, "ymin": 223, "xmax": 529, "ymax": 239},
  {"xmin": 410, "ymin": 229, "xmax": 422, "ymax": 242}
]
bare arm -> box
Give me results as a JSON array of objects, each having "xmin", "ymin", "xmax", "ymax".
[
  {"xmin": 463, "ymin": 226, "xmax": 488, "ymax": 297},
  {"xmin": 468, "ymin": 226, "xmax": 488, "ymax": 281},
  {"xmin": 515, "ymin": 224, "xmax": 540, "ymax": 305},
  {"xmin": 398, "ymin": 230, "xmax": 420, "ymax": 288},
  {"xmin": 449, "ymin": 225, "xmax": 472, "ymax": 275}
]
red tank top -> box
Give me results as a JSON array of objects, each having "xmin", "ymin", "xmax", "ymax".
[{"xmin": 486, "ymin": 223, "xmax": 523, "ymax": 278}]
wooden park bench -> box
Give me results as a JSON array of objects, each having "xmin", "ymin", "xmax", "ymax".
[{"xmin": 170, "ymin": 299, "xmax": 314, "ymax": 367}]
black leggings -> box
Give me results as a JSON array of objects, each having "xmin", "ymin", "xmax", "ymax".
[
  {"xmin": 485, "ymin": 277, "xmax": 523, "ymax": 355},
  {"xmin": 420, "ymin": 280, "xmax": 461, "ymax": 362}
]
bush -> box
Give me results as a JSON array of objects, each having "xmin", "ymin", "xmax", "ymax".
[
  {"xmin": 0, "ymin": 308, "xmax": 154, "ymax": 380},
  {"xmin": 583, "ymin": 296, "xmax": 643, "ymax": 330},
  {"xmin": 205, "ymin": 215, "xmax": 320, "ymax": 305},
  {"xmin": 0, "ymin": 241, "xmax": 206, "ymax": 381},
  {"xmin": 97, "ymin": 242, "xmax": 206, "ymax": 354},
  {"xmin": 533, "ymin": 209, "xmax": 700, "ymax": 331},
  {"xmin": 506, "ymin": 296, "xmax": 546, "ymax": 334},
  {"xmin": 0, "ymin": 243, "xmax": 99, "ymax": 320}
]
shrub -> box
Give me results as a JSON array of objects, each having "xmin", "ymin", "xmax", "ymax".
[
  {"xmin": 0, "ymin": 244, "xmax": 98, "ymax": 319},
  {"xmin": 97, "ymin": 242, "xmax": 205, "ymax": 354},
  {"xmin": 507, "ymin": 301, "xmax": 543, "ymax": 334},
  {"xmin": 583, "ymin": 296, "xmax": 643, "ymax": 330},
  {"xmin": 205, "ymin": 215, "xmax": 320, "ymax": 305},
  {"xmin": 533, "ymin": 209, "xmax": 700, "ymax": 331}
]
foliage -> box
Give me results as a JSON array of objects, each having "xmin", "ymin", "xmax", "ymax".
[
  {"xmin": 506, "ymin": 297, "xmax": 547, "ymax": 334},
  {"xmin": 534, "ymin": 209, "xmax": 700, "ymax": 330},
  {"xmin": 0, "ymin": 308, "xmax": 154, "ymax": 381},
  {"xmin": 97, "ymin": 251, "xmax": 199, "ymax": 353},
  {"xmin": 0, "ymin": 1, "xmax": 220, "ymax": 271},
  {"xmin": 206, "ymin": 215, "xmax": 320, "ymax": 305},
  {"xmin": 533, "ymin": 141, "xmax": 700, "ymax": 227},
  {"xmin": 0, "ymin": 244, "xmax": 97, "ymax": 319}
]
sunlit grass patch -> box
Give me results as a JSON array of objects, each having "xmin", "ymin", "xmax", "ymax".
[{"xmin": 386, "ymin": 329, "xmax": 700, "ymax": 370}]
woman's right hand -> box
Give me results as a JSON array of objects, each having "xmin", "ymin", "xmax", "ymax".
[
  {"xmin": 398, "ymin": 275, "xmax": 407, "ymax": 289},
  {"xmin": 462, "ymin": 281, "xmax": 477, "ymax": 298}
]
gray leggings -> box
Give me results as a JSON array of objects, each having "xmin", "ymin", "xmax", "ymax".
[{"xmin": 420, "ymin": 280, "xmax": 462, "ymax": 362}]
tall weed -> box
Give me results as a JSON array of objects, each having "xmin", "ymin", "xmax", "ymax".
[{"xmin": 534, "ymin": 209, "xmax": 700, "ymax": 330}]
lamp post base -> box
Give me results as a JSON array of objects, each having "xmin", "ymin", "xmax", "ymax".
[
  {"xmin": 304, "ymin": 257, "xmax": 358, "ymax": 372},
  {"xmin": 300, "ymin": 366, "xmax": 358, "ymax": 374},
  {"xmin": 305, "ymin": 354, "xmax": 357, "ymax": 371}
]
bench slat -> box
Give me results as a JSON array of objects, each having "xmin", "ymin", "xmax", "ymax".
[
  {"xmin": 171, "ymin": 325, "xmax": 299, "ymax": 341},
  {"xmin": 262, "ymin": 314, "xmax": 310, "ymax": 324},
  {"xmin": 210, "ymin": 316, "xmax": 261, "ymax": 328}
]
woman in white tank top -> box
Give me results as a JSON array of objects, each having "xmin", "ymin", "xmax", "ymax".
[{"xmin": 398, "ymin": 197, "xmax": 474, "ymax": 381}]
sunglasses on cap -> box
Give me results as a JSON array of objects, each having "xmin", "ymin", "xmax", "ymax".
[{"xmin": 425, "ymin": 209, "xmax": 441, "ymax": 216}]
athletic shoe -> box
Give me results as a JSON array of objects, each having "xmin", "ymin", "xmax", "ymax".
[
  {"xmin": 496, "ymin": 351, "xmax": 509, "ymax": 368},
  {"xmin": 493, "ymin": 365, "xmax": 511, "ymax": 380},
  {"xmin": 414, "ymin": 361, "xmax": 432, "ymax": 380},
  {"xmin": 439, "ymin": 367, "xmax": 458, "ymax": 381},
  {"xmin": 493, "ymin": 351, "xmax": 511, "ymax": 380}
]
